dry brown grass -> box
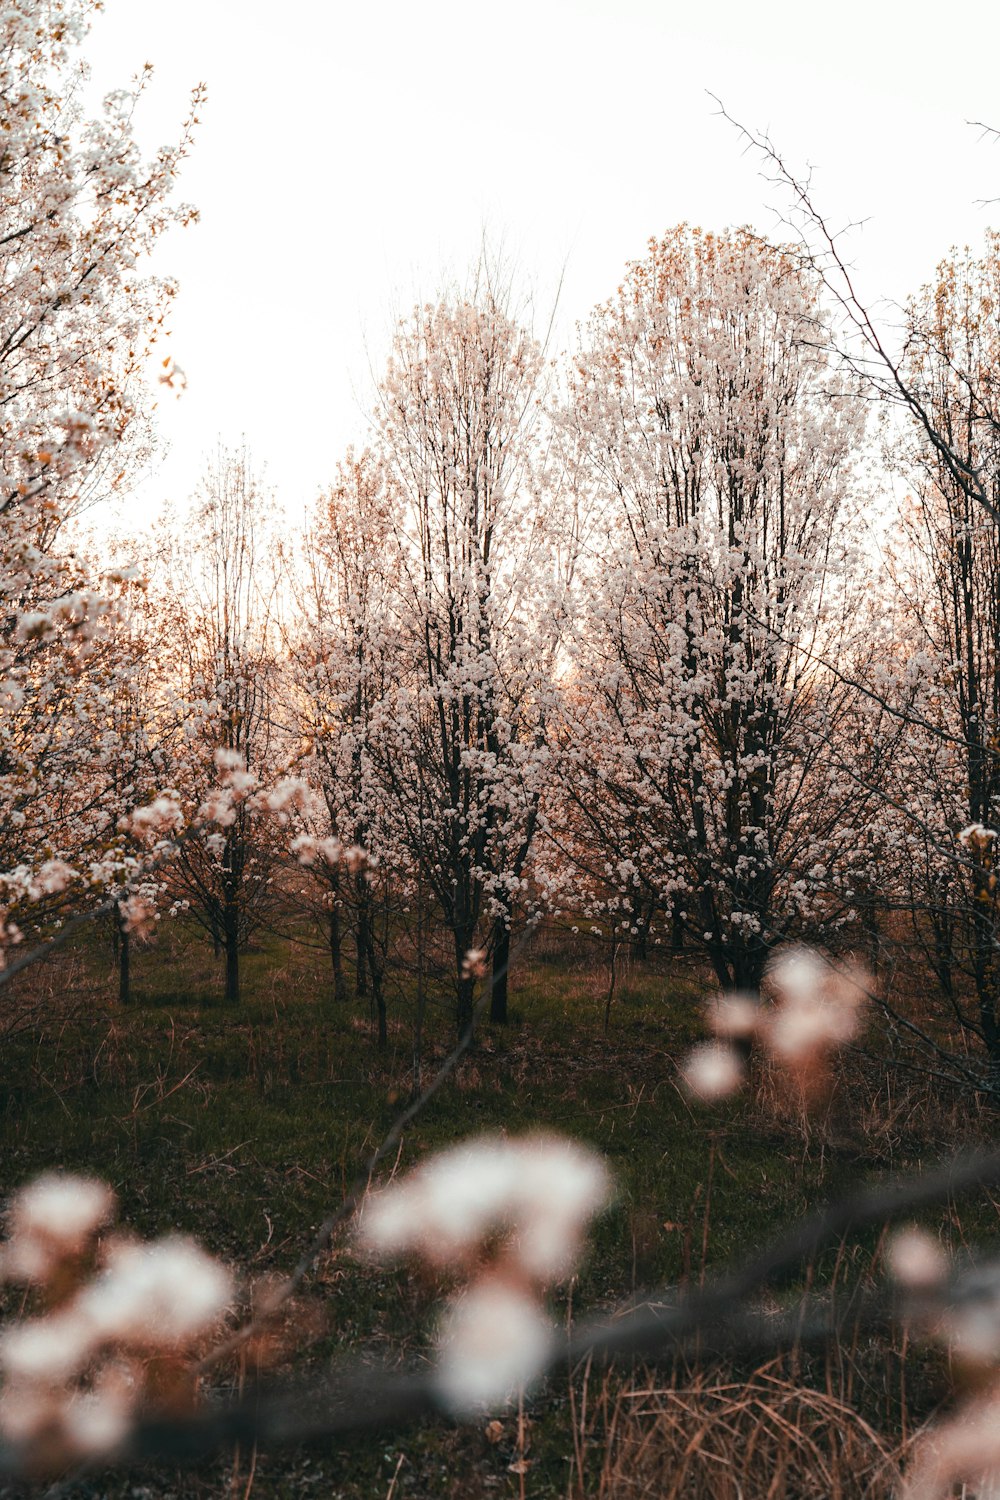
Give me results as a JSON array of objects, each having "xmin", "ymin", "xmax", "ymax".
[{"xmin": 571, "ymin": 1365, "xmax": 905, "ymax": 1500}]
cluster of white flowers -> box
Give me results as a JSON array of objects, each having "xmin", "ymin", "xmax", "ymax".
[
  {"xmin": 358, "ymin": 1134, "xmax": 611, "ymax": 1411},
  {"xmin": 291, "ymin": 834, "xmax": 367, "ymax": 873},
  {"xmin": 882, "ymin": 1229, "xmax": 1000, "ymax": 1497},
  {"xmin": 1, "ymin": 1175, "xmax": 114, "ymax": 1285},
  {"xmin": 886, "ymin": 1227, "xmax": 949, "ymax": 1293},
  {"xmin": 460, "ymin": 947, "xmax": 488, "ymax": 980},
  {"xmin": 30, "ymin": 860, "xmax": 75, "ymax": 898},
  {"xmin": 291, "ymin": 833, "xmax": 342, "ymax": 867},
  {"xmin": 0, "ymin": 914, "xmax": 23, "ymax": 969},
  {"xmin": 434, "ymin": 1277, "xmax": 553, "ymax": 1411},
  {"xmin": 0, "ymin": 859, "xmax": 76, "ymax": 911},
  {"xmin": 212, "ymin": 748, "xmax": 244, "ymax": 774},
  {"xmin": 764, "ymin": 949, "xmax": 865, "ymax": 1068},
  {"xmin": 196, "ymin": 786, "xmax": 239, "ymax": 828},
  {"xmin": 117, "ymin": 893, "xmax": 158, "ymax": 939},
  {"xmin": 902, "ymin": 1390, "xmax": 1000, "ymax": 1500},
  {"xmin": 679, "ymin": 1040, "xmax": 746, "ymax": 1102},
  {"xmin": 0, "ymin": 1174, "xmax": 233, "ymax": 1465},
  {"xmin": 121, "ymin": 795, "xmax": 184, "ymax": 841},
  {"xmin": 679, "ymin": 947, "xmax": 868, "ymax": 1104},
  {"xmin": 195, "ymin": 758, "xmax": 318, "ymax": 837},
  {"xmin": 250, "ymin": 776, "xmax": 311, "ymax": 820}
]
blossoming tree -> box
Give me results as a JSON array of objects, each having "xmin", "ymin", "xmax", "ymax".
[
  {"xmin": 152, "ymin": 447, "xmax": 285, "ymax": 1005},
  {"xmin": 885, "ymin": 238, "xmax": 1000, "ymax": 1074},
  {"xmin": 372, "ymin": 287, "xmax": 557, "ymax": 1030},
  {"xmin": 0, "ymin": 0, "xmax": 200, "ymax": 966},
  {"xmin": 284, "ymin": 447, "xmax": 404, "ymax": 1039},
  {"xmin": 556, "ymin": 227, "xmax": 871, "ymax": 988}
]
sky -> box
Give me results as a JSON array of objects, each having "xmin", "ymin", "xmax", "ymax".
[{"xmin": 85, "ymin": 0, "xmax": 1000, "ymax": 523}]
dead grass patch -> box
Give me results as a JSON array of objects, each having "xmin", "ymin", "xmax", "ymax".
[{"xmin": 575, "ymin": 1366, "xmax": 903, "ymax": 1499}]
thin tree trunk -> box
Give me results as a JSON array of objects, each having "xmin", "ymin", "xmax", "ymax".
[
  {"xmin": 413, "ymin": 890, "xmax": 426, "ymax": 1095},
  {"xmin": 456, "ymin": 925, "xmax": 476, "ymax": 1036},
  {"xmin": 859, "ymin": 884, "xmax": 882, "ymax": 977},
  {"xmin": 457, "ymin": 974, "xmax": 475, "ymax": 1036},
  {"xmin": 328, "ymin": 905, "xmax": 346, "ymax": 1002},
  {"xmin": 118, "ymin": 920, "xmax": 130, "ymax": 1007},
  {"xmin": 603, "ymin": 924, "xmax": 619, "ymax": 1035},
  {"xmin": 370, "ymin": 952, "xmax": 387, "ymax": 1050},
  {"xmin": 223, "ymin": 902, "xmax": 240, "ymax": 1005},
  {"xmin": 490, "ymin": 922, "xmax": 510, "ymax": 1024},
  {"xmin": 357, "ymin": 920, "xmax": 387, "ymax": 1050},
  {"xmin": 355, "ymin": 901, "xmax": 369, "ymax": 999}
]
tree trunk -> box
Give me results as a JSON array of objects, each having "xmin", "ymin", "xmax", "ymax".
[
  {"xmin": 456, "ymin": 924, "xmax": 476, "ymax": 1036},
  {"xmin": 731, "ymin": 935, "xmax": 769, "ymax": 994},
  {"xmin": 355, "ymin": 902, "xmax": 369, "ymax": 999},
  {"xmin": 490, "ymin": 922, "xmax": 510, "ymax": 1024},
  {"xmin": 859, "ymin": 884, "xmax": 882, "ymax": 977},
  {"xmin": 223, "ymin": 901, "xmax": 240, "ymax": 1005},
  {"xmin": 972, "ymin": 888, "xmax": 1000, "ymax": 1074},
  {"xmin": 413, "ymin": 894, "xmax": 426, "ymax": 1095},
  {"xmin": 631, "ymin": 896, "xmax": 656, "ymax": 962},
  {"xmin": 603, "ymin": 926, "xmax": 619, "ymax": 1035},
  {"xmin": 328, "ymin": 905, "xmax": 346, "ymax": 1002},
  {"xmin": 457, "ymin": 973, "xmax": 475, "ymax": 1036},
  {"xmin": 928, "ymin": 890, "xmax": 955, "ymax": 1003},
  {"xmin": 118, "ymin": 920, "xmax": 131, "ymax": 1008},
  {"xmin": 358, "ymin": 922, "xmax": 387, "ymax": 1049},
  {"xmin": 370, "ymin": 954, "xmax": 387, "ymax": 1050}
]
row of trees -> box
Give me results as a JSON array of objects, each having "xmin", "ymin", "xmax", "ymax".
[
  {"xmin": 100, "ymin": 232, "xmax": 867, "ymax": 1018},
  {"xmin": 17, "ymin": 233, "xmax": 993, "ymax": 1079},
  {"xmin": 6, "ymin": 2, "xmax": 1000, "ymax": 1096}
]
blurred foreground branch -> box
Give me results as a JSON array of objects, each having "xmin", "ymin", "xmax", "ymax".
[{"xmin": 3, "ymin": 1146, "xmax": 997, "ymax": 1481}]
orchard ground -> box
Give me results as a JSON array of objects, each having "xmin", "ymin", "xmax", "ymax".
[{"xmin": 0, "ymin": 921, "xmax": 990, "ymax": 1499}]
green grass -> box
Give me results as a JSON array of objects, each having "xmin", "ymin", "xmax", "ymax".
[{"xmin": 0, "ymin": 919, "xmax": 989, "ymax": 1496}]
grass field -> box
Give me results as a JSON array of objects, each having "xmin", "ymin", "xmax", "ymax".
[{"xmin": 0, "ymin": 918, "xmax": 992, "ymax": 1498}]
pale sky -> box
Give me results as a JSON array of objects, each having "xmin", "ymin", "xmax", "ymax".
[{"xmin": 86, "ymin": 0, "xmax": 1000, "ymax": 522}]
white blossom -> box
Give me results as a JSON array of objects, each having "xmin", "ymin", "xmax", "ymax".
[
  {"xmin": 3, "ymin": 1175, "xmax": 115, "ymax": 1283},
  {"xmin": 79, "ymin": 1236, "xmax": 233, "ymax": 1348},
  {"xmin": 435, "ymin": 1277, "xmax": 553, "ymax": 1413},
  {"xmin": 359, "ymin": 1134, "xmax": 610, "ymax": 1280},
  {"xmin": 679, "ymin": 1042, "xmax": 745, "ymax": 1102},
  {"xmin": 887, "ymin": 1227, "xmax": 949, "ymax": 1291}
]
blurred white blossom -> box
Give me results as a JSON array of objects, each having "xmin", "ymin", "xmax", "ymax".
[
  {"xmin": 435, "ymin": 1277, "xmax": 553, "ymax": 1412},
  {"xmin": 359, "ymin": 1133, "xmax": 610, "ymax": 1279},
  {"xmin": 887, "ymin": 1227, "xmax": 949, "ymax": 1292},
  {"xmin": 679, "ymin": 1041, "xmax": 745, "ymax": 1102},
  {"xmin": 2, "ymin": 1174, "xmax": 115, "ymax": 1284}
]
